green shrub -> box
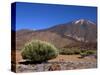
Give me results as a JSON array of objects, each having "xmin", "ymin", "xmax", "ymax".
[
  {"xmin": 80, "ymin": 52, "xmax": 87, "ymax": 57},
  {"xmin": 86, "ymin": 50, "xmax": 96, "ymax": 55},
  {"xmin": 59, "ymin": 48, "xmax": 81, "ymax": 55},
  {"xmin": 21, "ymin": 40, "xmax": 58, "ymax": 62},
  {"xmin": 80, "ymin": 50, "xmax": 96, "ymax": 57}
]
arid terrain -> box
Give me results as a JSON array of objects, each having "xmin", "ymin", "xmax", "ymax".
[
  {"xmin": 11, "ymin": 19, "xmax": 97, "ymax": 72},
  {"xmin": 11, "ymin": 50, "xmax": 97, "ymax": 72},
  {"xmin": 15, "ymin": 51, "xmax": 96, "ymax": 64},
  {"xmin": 15, "ymin": 19, "xmax": 97, "ymax": 50}
]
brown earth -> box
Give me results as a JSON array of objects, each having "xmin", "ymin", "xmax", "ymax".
[
  {"xmin": 15, "ymin": 19, "xmax": 97, "ymax": 50},
  {"xmin": 14, "ymin": 51, "xmax": 96, "ymax": 64},
  {"xmin": 11, "ymin": 50, "xmax": 97, "ymax": 72}
]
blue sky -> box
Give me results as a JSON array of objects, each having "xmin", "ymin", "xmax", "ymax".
[{"xmin": 15, "ymin": 2, "xmax": 97, "ymax": 30}]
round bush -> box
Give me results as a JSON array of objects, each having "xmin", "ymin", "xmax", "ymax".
[{"xmin": 21, "ymin": 40, "xmax": 59, "ymax": 62}]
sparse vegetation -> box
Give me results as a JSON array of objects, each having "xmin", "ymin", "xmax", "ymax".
[
  {"xmin": 14, "ymin": 19, "xmax": 97, "ymax": 72},
  {"xmin": 21, "ymin": 40, "xmax": 59, "ymax": 62},
  {"xmin": 59, "ymin": 48, "xmax": 81, "ymax": 55},
  {"xmin": 59, "ymin": 47, "xmax": 96, "ymax": 58},
  {"xmin": 80, "ymin": 50, "xmax": 96, "ymax": 58}
]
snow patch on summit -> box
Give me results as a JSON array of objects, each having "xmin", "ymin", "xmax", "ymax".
[
  {"xmin": 74, "ymin": 19, "xmax": 96, "ymax": 25},
  {"xmin": 75, "ymin": 19, "xmax": 85, "ymax": 24}
]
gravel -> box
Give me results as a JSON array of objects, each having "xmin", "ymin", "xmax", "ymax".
[{"xmin": 16, "ymin": 61, "xmax": 97, "ymax": 73}]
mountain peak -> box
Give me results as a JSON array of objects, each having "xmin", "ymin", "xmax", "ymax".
[
  {"xmin": 74, "ymin": 19, "xmax": 95, "ymax": 25},
  {"xmin": 74, "ymin": 19, "xmax": 86, "ymax": 24}
]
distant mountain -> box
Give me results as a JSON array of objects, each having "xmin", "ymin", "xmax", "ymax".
[
  {"xmin": 15, "ymin": 19, "xmax": 97, "ymax": 50},
  {"xmin": 47, "ymin": 19, "xmax": 97, "ymax": 43}
]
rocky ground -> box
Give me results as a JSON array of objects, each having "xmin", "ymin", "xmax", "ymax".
[
  {"xmin": 16, "ymin": 61, "xmax": 97, "ymax": 73},
  {"xmin": 12, "ymin": 51, "xmax": 97, "ymax": 73}
]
